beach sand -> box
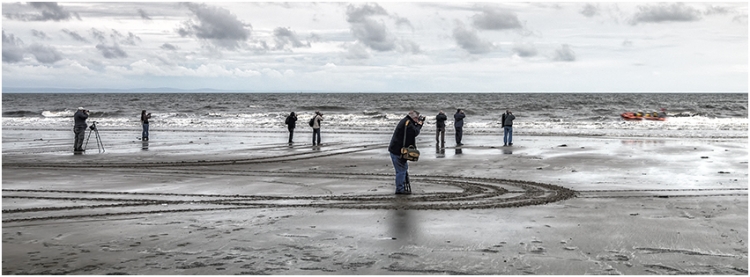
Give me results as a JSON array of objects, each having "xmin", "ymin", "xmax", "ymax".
[{"xmin": 2, "ymin": 127, "xmax": 748, "ymax": 274}]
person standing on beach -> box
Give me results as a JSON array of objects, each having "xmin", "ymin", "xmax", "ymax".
[
  {"xmin": 388, "ymin": 110, "xmax": 424, "ymax": 195},
  {"xmin": 435, "ymin": 110, "xmax": 447, "ymax": 145},
  {"xmin": 311, "ymin": 110, "xmax": 323, "ymax": 146},
  {"xmin": 285, "ymin": 112, "xmax": 297, "ymax": 143},
  {"xmin": 454, "ymin": 109, "xmax": 465, "ymax": 146},
  {"xmin": 141, "ymin": 110, "xmax": 151, "ymax": 141},
  {"xmin": 502, "ymin": 110, "xmax": 516, "ymax": 146},
  {"xmin": 73, "ymin": 107, "xmax": 89, "ymax": 152}
]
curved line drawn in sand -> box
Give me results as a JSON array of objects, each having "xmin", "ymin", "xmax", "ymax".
[{"xmin": 2, "ymin": 170, "xmax": 576, "ymax": 223}]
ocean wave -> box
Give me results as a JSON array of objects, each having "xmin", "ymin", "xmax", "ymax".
[{"xmin": 3, "ymin": 110, "xmax": 42, "ymax": 118}]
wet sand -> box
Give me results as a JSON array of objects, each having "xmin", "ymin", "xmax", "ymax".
[{"xmin": 2, "ymin": 127, "xmax": 748, "ymax": 274}]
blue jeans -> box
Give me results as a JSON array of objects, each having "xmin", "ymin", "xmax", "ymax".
[
  {"xmin": 503, "ymin": 126, "xmax": 513, "ymax": 145},
  {"xmin": 142, "ymin": 124, "xmax": 149, "ymax": 139},
  {"xmin": 390, "ymin": 153, "xmax": 408, "ymax": 192},
  {"xmin": 312, "ymin": 128, "xmax": 321, "ymax": 145}
]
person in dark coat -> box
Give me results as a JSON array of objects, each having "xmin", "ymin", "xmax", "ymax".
[
  {"xmin": 454, "ymin": 109, "xmax": 465, "ymax": 146},
  {"xmin": 388, "ymin": 110, "xmax": 423, "ymax": 195},
  {"xmin": 435, "ymin": 110, "xmax": 447, "ymax": 145},
  {"xmin": 73, "ymin": 107, "xmax": 89, "ymax": 152},
  {"xmin": 502, "ymin": 110, "xmax": 516, "ymax": 146},
  {"xmin": 285, "ymin": 112, "xmax": 297, "ymax": 143}
]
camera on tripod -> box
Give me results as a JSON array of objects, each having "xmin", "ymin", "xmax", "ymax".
[
  {"xmin": 85, "ymin": 121, "xmax": 105, "ymax": 153},
  {"xmin": 89, "ymin": 121, "xmax": 98, "ymax": 130}
]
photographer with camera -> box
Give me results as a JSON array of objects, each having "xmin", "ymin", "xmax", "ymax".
[
  {"xmin": 388, "ymin": 110, "xmax": 424, "ymax": 195},
  {"xmin": 454, "ymin": 109, "xmax": 466, "ymax": 146},
  {"xmin": 73, "ymin": 107, "xmax": 89, "ymax": 152},
  {"xmin": 141, "ymin": 110, "xmax": 151, "ymax": 141}
]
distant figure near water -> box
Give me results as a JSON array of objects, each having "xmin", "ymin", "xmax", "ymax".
[
  {"xmin": 311, "ymin": 110, "xmax": 323, "ymax": 146},
  {"xmin": 435, "ymin": 110, "xmax": 447, "ymax": 145},
  {"xmin": 502, "ymin": 110, "xmax": 515, "ymax": 146},
  {"xmin": 73, "ymin": 107, "xmax": 89, "ymax": 152},
  {"xmin": 454, "ymin": 109, "xmax": 465, "ymax": 146},
  {"xmin": 285, "ymin": 112, "xmax": 297, "ymax": 143},
  {"xmin": 141, "ymin": 110, "xmax": 151, "ymax": 141}
]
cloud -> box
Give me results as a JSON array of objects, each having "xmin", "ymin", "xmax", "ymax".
[
  {"xmin": 452, "ymin": 21, "xmax": 493, "ymax": 54},
  {"xmin": 160, "ymin": 43, "xmax": 178, "ymax": 51},
  {"xmin": 732, "ymin": 14, "xmax": 748, "ymax": 24},
  {"xmin": 177, "ymin": 3, "xmax": 251, "ymax": 50},
  {"xmin": 622, "ymin": 40, "xmax": 633, "ymax": 47},
  {"xmin": 512, "ymin": 43, "xmax": 537, "ymax": 57},
  {"xmin": 346, "ymin": 3, "xmax": 396, "ymax": 52},
  {"xmin": 4, "ymin": 2, "xmax": 80, "ymax": 21},
  {"xmin": 273, "ymin": 27, "xmax": 310, "ymax": 50},
  {"xmin": 91, "ymin": 28, "xmax": 107, "ymax": 42},
  {"xmin": 704, "ymin": 5, "xmax": 730, "ymax": 16},
  {"xmin": 396, "ymin": 40, "xmax": 421, "ymax": 55},
  {"xmin": 393, "ymin": 15, "xmax": 414, "ymax": 31},
  {"xmin": 111, "ymin": 30, "xmax": 142, "ymax": 46},
  {"xmin": 27, "ymin": 43, "xmax": 63, "ymax": 64},
  {"xmin": 553, "ymin": 44, "xmax": 575, "ymax": 61},
  {"xmin": 344, "ymin": 43, "xmax": 371, "ymax": 60},
  {"xmin": 580, "ymin": 3, "xmax": 599, "ymax": 18},
  {"xmin": 62, "ymin": 29, "xmax": 88, "ymax": 43},
  {"xmin": 96, "ymin": 43, "xmax": 128, "ymax": 59},
  {"xmin": 630, "ymin": 3, "xmax": 702, "ymax": 24},
  {"xmin": 31, "ymin": 29, "xmax": 48, "ymax": 40},
  {"xmin": 471, "ymin": 7, "xmax": 523, "ymax": 30},
  {"xmin": 2, "ymin": 31, "xmax": 25, "ymax": 63},
  {"xmin": 137, "ymin": 8, "xmax": 151, "ymax": 20}
]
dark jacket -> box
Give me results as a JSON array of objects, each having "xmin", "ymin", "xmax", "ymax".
[
  {"xmin": 285, "ymin": 114, "xmax": 297, "ymax": 129},
  {"xmin": 388, "ymin": 115, "xmax": 422, "ymax": 156},
  {"xmin": 454, "ymin": 112, "xmax": 465, "ymax": 128},
  {"xmin": 501, "ymin": 113, "xmax": 507, "ymax": 127},
  {"xmin": 503, "ymin": 113, "xmax": 516, "ymax": 127},
  {"xmin": 435, "ymin": 112, "xmax": 448, "ymax": 129},
  {"xmin": 74, "ymin": 110, "xmax": 88, "ymax": 129}
]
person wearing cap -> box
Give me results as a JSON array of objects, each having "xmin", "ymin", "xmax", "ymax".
[{"xmin": 73, "ymin": 107, "xmax": 89, "ymax": 152}]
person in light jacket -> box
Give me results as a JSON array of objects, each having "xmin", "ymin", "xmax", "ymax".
[{"xmin": 311, "ymin": 110, "xmax": 323, "ymax": 146}]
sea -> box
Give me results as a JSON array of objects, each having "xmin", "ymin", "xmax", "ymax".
[{"xmin": 2, "ymin": 93, "xmax": 747, "ymax": 139}]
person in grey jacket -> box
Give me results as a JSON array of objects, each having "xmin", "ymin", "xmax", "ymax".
[
  {"xmin": 454, "ymin": 109, "xmax": 465, "ymax": 146},
  {"xmin": 73, "ymin": 107, "xmax": 89, "ymax": 152},
  {"xmin": 435, "ymin": 110, "xmax": 447, "ymax": 145},
  {"xmin": 311, "ymin": 110, "xmax": 323, "ymax": 146},
  {"xmin": 502, "ymin": 110, "xmax": 516, "ymax": 146}
]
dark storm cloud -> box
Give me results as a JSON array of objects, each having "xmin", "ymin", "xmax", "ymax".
[
  {"xmin": 96, "ymin": 43, "xmax": 127, "ymax": 59},
  {"xmin": 630, "ymin": 3, "xmax": 702, "ymax": 24},
  {"xmin": 160, "ymin": 43, "xmax": 178, "ymax": 51},
  {"xmin": 137, "ymin": 8, "xmax": 151, "ymax": 20},
  {"xmin": 62, "ymin": 29, "xmax": 88, "ymax": 43},
  {"xmin": 452, "ymin": 21, "xmax": 493, "ymax": 54},
  {"xmin": 580, "ymin": 3, "xmax": 599, "ymax": 17},
  {"xmin": 471, "ymin": 6, "xmax": 522, "ymax": 30},
  {"xmin": 2, "ymin": 31, "xmax": 25, "ymax": 63},
  {"xmin": 177, "ymin": 3, "xmax": 250, "ymax": 50},
  {"xmin": 273, "ymin": 27, "xmax": 310, "ymax": 50},
  {"xmin": 512, "ymin": 43, "xmax": 537, "ymax": 57},
  {"xmin": 27, "ymin": 43, "xmax": 62, "ymax": 64},
  {"xmin": 31, "ymin": 29, "xmax": 48, "ymax": 40},
  {"xmin": 346, "ymin": 3, "xmax": 396, "ymax": 52},
  {"xmin": 4, "ymin": 2, "xmax": 80, "ymax": 21},
  {"xmin": 553, "ymin": 44, "xmax": 576, "ymax": 61}
]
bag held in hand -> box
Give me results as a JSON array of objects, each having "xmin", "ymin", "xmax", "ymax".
[
  {"xmin": 400, "ymin": 120, "xmax": 419, "ymax": 161},
  {"xmin": 401, "ymin": 145, "xmax": 420, "ymax": 161}
]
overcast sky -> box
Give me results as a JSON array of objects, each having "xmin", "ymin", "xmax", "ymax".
[{"xmin": 1, "ymin": 2, "xmax": 748, "ymax": 92}]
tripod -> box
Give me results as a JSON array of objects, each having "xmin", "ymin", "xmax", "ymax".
[{"xmin": 84, "ymin": 121, "xmax": 105, "ymax": 153}]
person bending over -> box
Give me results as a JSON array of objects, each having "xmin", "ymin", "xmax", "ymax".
[{"xmin": 388, "ymin": 110, "xmax": 424, "ymax": 195}]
